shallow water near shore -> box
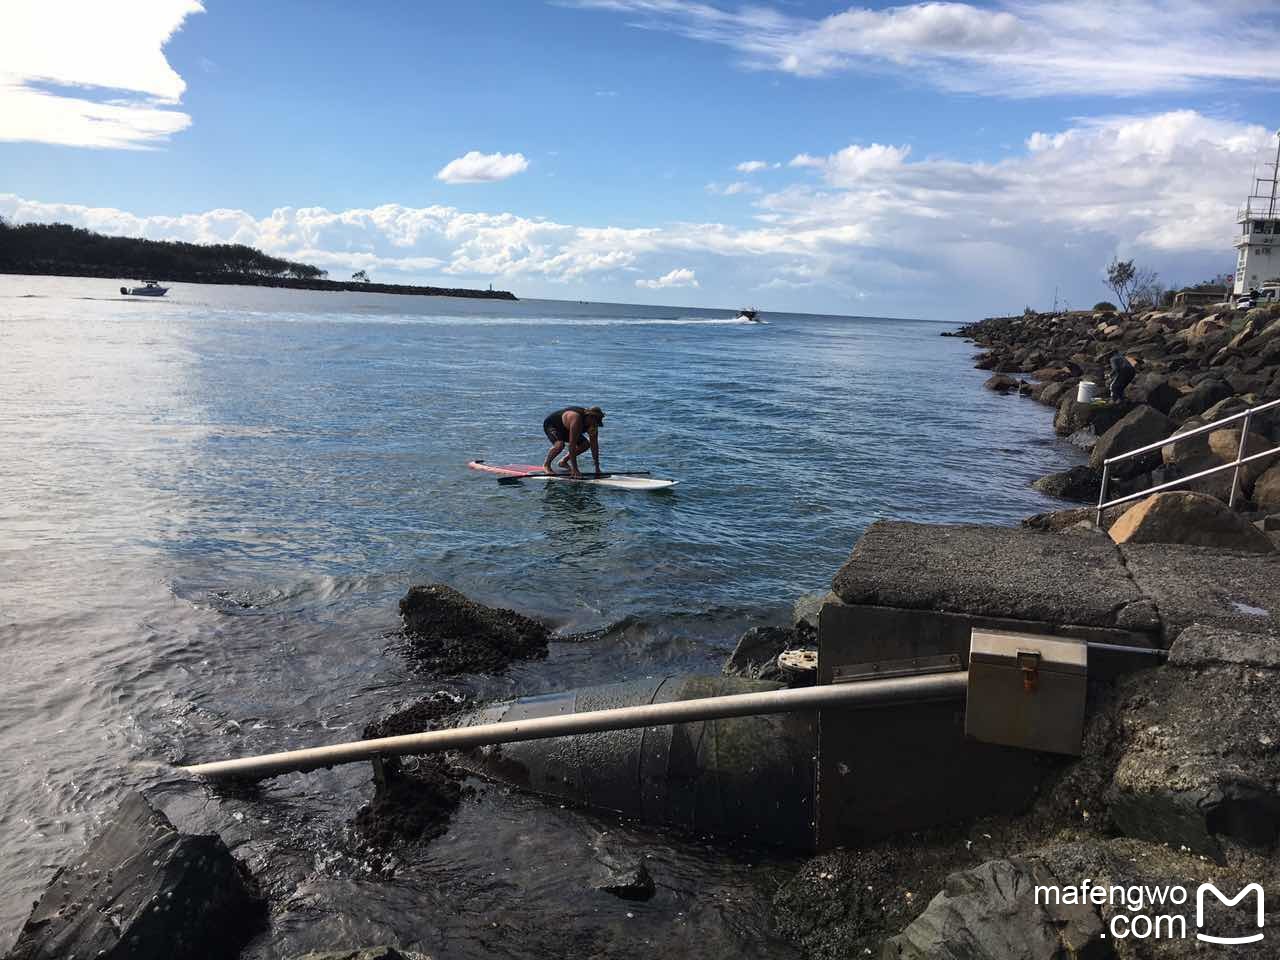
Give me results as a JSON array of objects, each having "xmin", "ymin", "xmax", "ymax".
[{"xmin": 0, "ymin": 275, "xmax": 1083, "ymax": 956}]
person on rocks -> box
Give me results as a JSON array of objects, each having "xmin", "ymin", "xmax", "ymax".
[
  {"xmin": 1108, "ymin": 352, "xmax": 1137, "ymax": 402},
  {"xmin": 542, "ymin": 406, "xmax": 605, "ymax": 478}
]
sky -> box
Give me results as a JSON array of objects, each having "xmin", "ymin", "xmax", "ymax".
[{"xmin": 2, "ymin": 0, "xmax": 1279, "ymax": 320}]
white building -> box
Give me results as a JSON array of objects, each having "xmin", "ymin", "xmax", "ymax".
[{"xmin": 1234, "ymin": 130, "xmax": 1280, "ymax": 297}]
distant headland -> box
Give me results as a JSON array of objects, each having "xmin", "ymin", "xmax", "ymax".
[{"xmin": 0, "ymin": 219, "xmax": 517, "ymax": 300}]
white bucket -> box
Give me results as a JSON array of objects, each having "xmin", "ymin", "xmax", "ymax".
[{"xmin": 1076, "ymin": 381, "xmax": 1100, "ymax": 403}]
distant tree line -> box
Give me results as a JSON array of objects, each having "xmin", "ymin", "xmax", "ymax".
[
  {"xmin": 0, "ymin": 217, "xmax": 517, "ymax": 299},
  {"xmin": 0, "ymin": 217, "xmax": 327, "ymax": 281}
]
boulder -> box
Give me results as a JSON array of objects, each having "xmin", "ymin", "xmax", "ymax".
[
  {"xmin": 593, "ymin": 852, "xmax": 656, "ymax": 901},
  {"xmin": 1053, "ymin": 397, "xmax": 1128, "ymax": 438},
  {"xmin": 1036, "ymin": 379, "xmax": 1076, "ymax": 408},
  {"xmin": 291, "ymin": 950, "xmax": 431, "ymax": 960},
  {"xmin": 398, "ymin": 584, "xmax": 550, "ymax": 672},
  {"xmin": 983, "ymin": 374, "xmax": 1019, "ymax": 392},
  {"xmin": 723, "ymin": 625, "xmax": 792, "ymax": 680},
  {"xmin": 1255, "ymin": 463, "xmax": 1280, "ymax": 511},
  {"xmin": 1021, "ymin": 505, "xmax": 1126, "ymax": 533},
  {"xmin": 6, "ymin": 792, "xmax": 265, "ymax": 960},
  {"xmin": 882, "ymin": 856, "xmax": 1101, "ymax": 960},
  {"xmin": 1064, "ymin": 426, "xmax": 1096, "ymax": 451},
  {"xmin": 1122, "ymin": 372, "xmax": 1179, "ymax": 413},
  {"xmin": 1088, "ymin": 405, "xmax": 1173, "ymax": 477},
  {"xmin": 792, "ymin": 592, "xmax": 829, "ymax": 642},
  {"xmin": 1030, "ymin": 465, "xmax": 1101, "ymax": 503},
  {"xmin": 1207, "ymin": 426, "xmax": 1279, "ymax": 487},
  {"xmin": 1168, "ymin": 378, "xmax": 1233, "ymax": 422},
  {"xmin": 1108, "ymin": 492, "xmax": 1275, "ymax": 553},
  {"xmin": 1107, "ymin": 624, "xmax": 1280, "ymax": 858}
]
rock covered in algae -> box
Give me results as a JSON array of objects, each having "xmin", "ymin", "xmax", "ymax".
[{"xmin": 398, "ymin": 583, "xmax": 550, "ymax": 673}]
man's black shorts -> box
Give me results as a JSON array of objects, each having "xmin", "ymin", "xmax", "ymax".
[{"xmin": 543, "ymin": 413, "xmax": 569, "ymax": 444}]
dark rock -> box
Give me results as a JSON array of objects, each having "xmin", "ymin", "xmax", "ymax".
[
  {"xmin": 1031, "ymin": 465, "xmax": 1101, "ymax": 503},
  {"xmin": 983, "ymin": 373, "xmax": 1019, "ymax": 392},
  {"xmin": 1064, "ymin": 426, "xmax": 1096, "ymax": 451},
  {"xmin": 1037, "ymin": 379, "xmax": 1077, "ymax": 408},
  {"xmin": 398, "ymin": 584, "xmax": 550, "ymax": 673},
  {"xmin": 6, "ymin": 792, "xmax": 264, "ymax": 960},
  {"xmin": 1053, "ymin": 396, "xmax": 1128, "ymax": 438},
  {"xmin": 593, "ymin": 853, "xmax": 656, "ymax": 901},
  {"xmin": 882, "ymin": 856, "xmax": 1102, "ymax": 959},
  {"xmin": 1106, "ymin": 624, "xmax": 1280, "ymax": 859},
  {"xmin": 723, "ymin": 625, "xmax": 793, "ymax": 680},
  {"xmin": 1108, "ymin": 492, "xmax": 1275, "ymax": 553},
  {"xmin": 1088, "ymin": 405, "xmax": 1173, "ymax": 477},
  {"xmin": 1123, "ymin": 372, "xmax": 1179, "ymax": 413},
  {"xmin": 1017, "ymin": 380, "xmax": 1033, "ymax": 396},
  {"xmin": 1168, "ymin": 377, "xmax": 1233, "ymax": 422},
  {"xmin": 792, "ymin": 593, "xmax": 827, "ymax": 642},
  {"xmin": 1256, "ymin": 463, "xmax": 1280, "ymax": 511},
  {"xmin": 290, "ymin": 950, "xmax": 430, "ymax": 960}
]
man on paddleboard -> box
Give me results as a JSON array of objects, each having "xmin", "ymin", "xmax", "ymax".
[{"xmin": 542, "ymin": 406, "xmax": 604, "ymax": 478}]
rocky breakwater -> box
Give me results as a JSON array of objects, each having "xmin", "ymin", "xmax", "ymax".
[{"xmin": 952, "ymin": 303, "xmax": 1280, "ymax": 519}]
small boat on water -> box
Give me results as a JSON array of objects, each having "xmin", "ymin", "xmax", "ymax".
[
  {"xmin": 734, "ymin": 307, "xmax": 764, "ymax": 323},
  {"xmin": 119, "ymin": 280, "xmax": 168, "ymax": 297}
]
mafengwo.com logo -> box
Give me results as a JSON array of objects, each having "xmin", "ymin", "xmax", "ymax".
[{"xmin": 1034, "ymin": 879, "xmax": 1265, "ymax": 944}]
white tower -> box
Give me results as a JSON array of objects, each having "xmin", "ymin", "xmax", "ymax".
[{"xmin": 1234, "ymin": 130, "xmax": 1280, "ymax": 297}]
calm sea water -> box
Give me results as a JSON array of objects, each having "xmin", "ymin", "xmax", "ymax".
[{"xmin": 0, "ymin": 275, "xmax": 1082, "ymax": 957}]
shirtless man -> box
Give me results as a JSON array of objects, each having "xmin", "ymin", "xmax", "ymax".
[{"xmin": 542, "ymin": 406, "xmax": 604, "ymax": 478}]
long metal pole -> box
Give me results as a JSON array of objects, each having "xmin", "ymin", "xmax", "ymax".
[{"xmin": 179, "ymin": 671, "xmax": 969, "ymax": 781}]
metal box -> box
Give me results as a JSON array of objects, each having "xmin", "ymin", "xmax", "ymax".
[{"xmin": 965, "ymin": 628, "xmax": 1087, "ymax": 756}]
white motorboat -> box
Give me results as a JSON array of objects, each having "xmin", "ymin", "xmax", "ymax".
[
  {"xmin": 120, "ymin": 280, "xmax": 168, "ymax": 297},
  {"xmin": 735, "ymin": 307, "xmax": 764, "ymax": 323}
]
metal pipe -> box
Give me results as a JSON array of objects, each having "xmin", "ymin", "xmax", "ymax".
[
  {"xmin": 1096, "ymin": 460, "xmax": 1111, "ymax": 527},
  {"xmin": 179, "ymin": 671, "xmax": 969, "ymax": 781}
]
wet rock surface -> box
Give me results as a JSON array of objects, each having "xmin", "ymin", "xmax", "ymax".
[
  {"xmin": 6, "ymin": 791, "xmax": 265, "ymax": 960},
  {"xmin": 290, "ymin": 949, "xmax": 431, "ymax": 960},
  {"xmin": 398, "ymin": 584, "xmax": 550, "ymax": 673},
  {"xmin": 1031, "ymin": 464, "xmax": 1102, "ymax": 502},
  {"xmin": 354, "ymin": 692, "xmax": 472, "ymax": 848},
  {"xmin": 723, "ymin": 625, "xmax": 794, "ymax": 680}
]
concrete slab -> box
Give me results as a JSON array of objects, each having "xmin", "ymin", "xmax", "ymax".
[
  {"xmin": 831, "ymin": 522, "xmax": 1159, "ymax": 634},
  {"xmin": 1119, "ymin": 543, "xmax": 1280, "ymax": 641}
]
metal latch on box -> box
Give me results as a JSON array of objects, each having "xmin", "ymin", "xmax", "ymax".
[{"xmin": 1018, "ymin": 650, "xmax": 1040, "ymax": 691}]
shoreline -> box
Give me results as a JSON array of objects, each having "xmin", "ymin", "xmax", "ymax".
[{"xmin": 0, "ymin": 265, "xmax": 518, "ymax": 300}]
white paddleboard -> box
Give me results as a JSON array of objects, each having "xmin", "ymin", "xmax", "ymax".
[{"xmin": 469, "ymin": 461, "xmax": 678, "ymax": 490}]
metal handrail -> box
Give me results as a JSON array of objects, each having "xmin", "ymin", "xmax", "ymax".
[{"xmin": 1097, "ymin": 396, "xmax": 1280, "ymax": 523}]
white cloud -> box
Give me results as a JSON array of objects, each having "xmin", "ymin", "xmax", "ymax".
[
  {"xmin": 706, "ymin": 181, "xmax": 756, "ymax": 196},
  {"xmin": 736, "ymin": 160, "xmax": 774, "ymax": 173},
  {"xmin": 637, "ymin": 268, "xmax": 699, "ymax": 289},
  {"xmin": 2, "ymin": 110, "xmax": 1273, "ymax": 318},
  {"xmin": 0, "ymin": 0, "xmax": 202, "ymax": 148},
  {"xmin": 571, "ymin": 0, "xmax": 1280, "ymax": 97},
  {"xmin": 436, "ymin": 151, "xmax": 530, "ymax": 184}
]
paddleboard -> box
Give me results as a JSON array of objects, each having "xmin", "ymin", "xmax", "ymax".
[{"xmin": 468, "ymin": 461, "xmax": 678, "ymax": 490}]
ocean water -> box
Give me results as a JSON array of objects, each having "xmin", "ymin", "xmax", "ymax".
[{"xmin": 0, "ymin": 275, "xmax": 1083, "ymax": 957}]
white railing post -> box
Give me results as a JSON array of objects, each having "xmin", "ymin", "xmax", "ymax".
[
  {"xmin": 1229, "ymin": 411, "xmax": 1252, "ymax": 508},
  {"xmin": 1096, "ymin": 462, "xmax": 1111, "ymax": 527}
]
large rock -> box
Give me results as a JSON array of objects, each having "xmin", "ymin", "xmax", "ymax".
[
  {"xmin": 1088, "ymin": 405, "xmax": 1173, "ymax": 477},
  {"xmin": 1107, "ymin": 624, "xmax": 1280, "ymax": 859},
  {"xmin": 881, "ymin": 856, "xmax": 1101, "ymax": 959},
  {"xmin": 1053, "ymin": 397, "xmax": 1128, "ymax": 438},
  {"xmin": 291, "ymin": 950, "xmax": 431, "ymax": 960},
  {"xmin": 1108, "ymin": 492, "xmax": 1275, "ymax": 553},
  {"xmin": 1207, "ymin": 425, "xmax": 1279, "ymax": 487},
  {"xmin": 983, "ymin": 373, "xmax": 1019, "ymax": 392},
  {"xmin": 1168, "ymin": 377, "xmax": 1233, "ymax": 421},
  {"xmin": 398, "ymin": 584, "xmax": 550, "ymax": 673},
  {"xmin": 1256, "ymin": 462, "xmax": 1280, "ymax": 510},
  {"xmin": 1030, "ymin": 465, "xmax": 1100, "ymax": 503},
  {"xmin": 6, "ymin": 792, "xmax": 264, "ymax": 960},
  {"xmin": 723, "ymin": 625, "xmax": 792, "ymax": 680},
  {"xmin": 1037, "ymin": 379, "xmax": 1076, "ymax": 408},
  {"xmin": 1123, "ymin": 372, "xmax": 1179, "ymax": 413}
]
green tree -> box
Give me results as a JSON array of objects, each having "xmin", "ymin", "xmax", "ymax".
[{"xmin": 352, "ymin": 269, "xmax": 370, "ymax": 282}]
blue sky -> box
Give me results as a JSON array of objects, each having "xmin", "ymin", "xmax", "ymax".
[{"xmin": 3, "ymin": 1, "xmax": 1279, "ymax": 319}]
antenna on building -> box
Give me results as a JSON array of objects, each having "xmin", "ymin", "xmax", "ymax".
[{"xmin": 1232, "ymin": 128, "xmax": 1280, "ymax": 297}]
